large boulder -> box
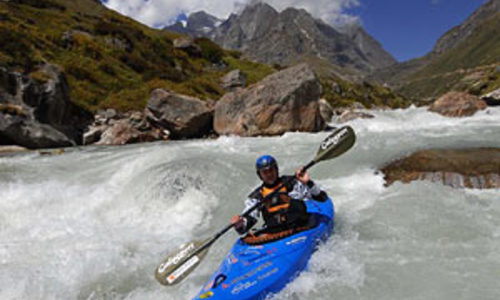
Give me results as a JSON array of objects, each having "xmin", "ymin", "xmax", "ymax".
[
  {"xmin": 145, "ymin": 89, "xmax": 213, "ymax": 139},
  {"xmin": 0, "ymin": 65, "xmax": 92, "ymax": 148},
  {"xmin": 380, "ymin": 148, "xmax": 500, "ymax": 189},
  {"xmin": 214, "ymin": 63, "xmax": 324, "ymax": 136},
  {"xmin": 428, "ymin": 91, "xmax": 487, "ymax": 117}
]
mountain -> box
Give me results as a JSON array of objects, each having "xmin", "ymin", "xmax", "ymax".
[
  {"xmin": 164, "ymin": 11, "xmax": 222, "ymax": 37},
  {"xmin": 0, "ymin": 0, "xmax": 274, "ymax": 112},
  {"xmin": 371, "ymin": 0, "xmax": 500, "ymax": 101},
  {"xmin": 432, "ymin": 0, "xmax": 499, "ymax": 55},
  {"xmin": 166, "ymin": 3, "xmax": 396, "ymax": 79},
  {"xmin": 337, "ymin": 23, "xmax": 397, "ymax": 70}
]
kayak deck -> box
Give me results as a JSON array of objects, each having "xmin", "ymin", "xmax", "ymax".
[{"xmin": 193, "ymin": 198, "xmax": 334, "ymax": 300}]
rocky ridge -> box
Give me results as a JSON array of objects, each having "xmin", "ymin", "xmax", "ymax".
[{"xmin": 166, "ymin": 3, "xmax": 396, "ymax": 78}]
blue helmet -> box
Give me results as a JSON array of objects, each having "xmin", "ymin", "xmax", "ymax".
[{"xmin": 255, "ymin": 155, "xmax": 278, "ymax": 177}]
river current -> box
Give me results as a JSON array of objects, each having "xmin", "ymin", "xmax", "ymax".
[{"xmin": 1, "ymin": 106, "xmax": 499, "ymax": 300}]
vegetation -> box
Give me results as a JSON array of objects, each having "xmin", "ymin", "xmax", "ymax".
[
  {"xmin": 395, "ymin": 13, "xmax": 500, "ymax": 100},
  {"xmin": 0, "ymin": 0, "xmax": 412, "ymax": 114},
  {"xmin": 321, "ymin": 76, "xmax": 411, "ymax": 109},
  {"xmin": 0, "ymin": 0, "xmax": 275, "ymax": 112}
]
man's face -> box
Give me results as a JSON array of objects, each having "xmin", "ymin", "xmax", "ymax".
[{"xmin": 259, "ymin": 166, "xmax": 278, "ymax": 185}]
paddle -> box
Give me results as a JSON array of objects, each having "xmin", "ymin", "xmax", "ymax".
[{"xmin": 155, "ymin": 125, "xmax": 356, "ymax": 286}]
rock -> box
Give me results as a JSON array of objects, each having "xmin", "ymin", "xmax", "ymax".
[
  {"xmin": 173, "ymin": 37, "xmax": 202, "ymax": 57},
  {"xmin": 32, "ymin": 64, "xmax": 93, "ymax": 140},
  {"xmin": 0, "ymin": 145, "xmax": 29, "ymax": 155},
  {"xmin": 0, "ymin": 115, "xmax": 75, "ymax": 148},
  {"xmin": 104, "ymin": 36, "xmax": 132, "ymax": 52},
  {"xmin": 429, "ymin": 91, "xmax": 487, "ymax": 117},
  {"xmin": 221, "ymin": 69, "xmax": 246, "ymax": 91},
  {"xmin": 331, "ymin": 81, "xmax": 342, "ymax": 94},
  {"xmin": 103, "ymin": 108, "xmax": 118, "ymax": 120},
  {"xmin": 145, "ymin": 89, "xmax": 213, "ymax": 139},
  {"xmin": 351, "ymin": 102, "xmax": 366, "ymax": 110},
  {"xmin": 0, "ymin": 65, "xmax": 93, "ymax": 148},
  {"xmin": 214, "ymin": 63, "xmax": 324, "ymax": 136},
  {"xmin": 318, "ymin": 99, "xmax": 334, "ymax": 123},
  {"xmin": 83, "ymin": 125, "xmax": 106, "ymax": 145},
  {"xmin": 337, "ymin": 110, "xmax": 374, "ymax": 123},
  {"xmin": 380, "ymin": 148, "xmax": 500, "ymax": 189},
  {"xmin": 60, "ymin": 30, "xmax": 93, "ymax": 48},
  {"xmin": 481, "ymin": 88, "xmax": 500, "ymax": 106},
  {"xmin": 95, "ymin": 120, "xmax": 162, "ymax": 145}
]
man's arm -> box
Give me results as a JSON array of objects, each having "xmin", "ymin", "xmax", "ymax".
[
  {"xmin": 231, "ymin": 197, "xmax": 260, "ymax": 234},
  {"xmin": 293, "ymin": 169, "xmax": 328, "ymax": 202}
]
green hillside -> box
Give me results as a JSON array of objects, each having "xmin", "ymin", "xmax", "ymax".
[
  {"xmin": 0, "ymin": 0, "xmax": 275, "ymax": 112},
  {"xmin": 396, "ymin": 12, "xmax": 500, "ymax": 100}
]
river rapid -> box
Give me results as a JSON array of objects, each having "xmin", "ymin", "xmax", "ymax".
[{"xmin": 1, "ymin": 106, "xmax": 499, "ymax": 300}]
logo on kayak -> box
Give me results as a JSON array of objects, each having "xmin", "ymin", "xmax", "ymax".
[
  {"xmin": 258, "ymin": 267, "xmax": 278, "ymax": 281},
  {"xmin": 231, "ymin": 281, "xmax": 257, "ymax": 295},
  {"xmin": 286, "ymin": 236, "xmax": 307, "ymax": 245},
  {"xmin": 320, "ymin": 128, "xmax": 348, "ymax": 150},
  {"xmin": 230, "ymin": 261, "xmax": 273, "ymax": 285},
  {"xmin": 158, "ymin": 243, "xmax": 195, "ymax": 273}
]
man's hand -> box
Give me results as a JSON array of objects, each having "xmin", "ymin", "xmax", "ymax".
[
  {"xmin": 295, "ymin": 167, "xmax": 310, "ymax": 184},
  {"xmin": 230, "ymin": 215, "xmax": 245, "ymax": 229}
]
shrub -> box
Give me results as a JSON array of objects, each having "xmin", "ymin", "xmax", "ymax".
[{"xmin": 195, "ymin": 37, "xmax": 224, "ymax": 63}]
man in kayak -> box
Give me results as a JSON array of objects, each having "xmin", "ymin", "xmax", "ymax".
[{"xmin": 230, "ymin": 155, "xmax": 328, "ymax": 235}]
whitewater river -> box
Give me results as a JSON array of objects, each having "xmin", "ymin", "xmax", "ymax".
[{"xmin": 1, "ymin": 106, "xmax": 499, "ymax": 300}]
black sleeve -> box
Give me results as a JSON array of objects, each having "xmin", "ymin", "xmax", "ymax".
[{"xmin": 311, "ymin": 190, "xmax": 328, "ymax": 202}]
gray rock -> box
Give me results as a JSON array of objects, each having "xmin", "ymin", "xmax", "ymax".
[
  {"xmin": 221, "ymin": 69, "xmax": 246, "ymax": 91},
  {"xmin": 481, "ymin": 88, "xmax": 500, "ymax": 106},
  {"xmin": 318, "ymin": 99, "xmax": 334, "ymax": 123},
  {"xmin": 83, "ymin": 125, "xmax": 106, "ymax": 145},
  {"xmin": 0, "ymin": 65, "xmax": 92, "ymax": 148},
  {"xmin": 145, "ymin": 89, "xmax": 213, "ymax": 138},
  {"xmin": 173, "ymin": 37, "xmax": 202, "ymax": 57},
  {"xmin": 337, "ymin": 110, "xmax": 374, "ymax": 123},
  {"xmin": 214, "ymin": 63, "xmax": 324, "ymax": 136}
]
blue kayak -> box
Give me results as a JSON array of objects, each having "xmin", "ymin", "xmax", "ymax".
[{"xmin": 193, "ymin": 197, "xmax": 334, "ymax": 300}]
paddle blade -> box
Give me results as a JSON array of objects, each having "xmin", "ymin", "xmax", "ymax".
[
  {"xmin": 155, "ymin": 240, "xmax": 210, "ymax": 286},
  {"xmin": 314, "ymin": 126, "xmax": 356, "ymax": 163}
]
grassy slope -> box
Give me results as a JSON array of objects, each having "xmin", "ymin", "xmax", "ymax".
[
  {"xmin": 396, "ymin": 13, "xmax": 500, "ymax": 100},
  {"xmin": 0, "ymin": 0, "xmax": 275, "ymax": 112}
]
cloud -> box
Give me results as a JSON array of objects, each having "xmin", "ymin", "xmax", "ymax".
[{"xmin": 102, "ymin": 0, "xmax": 360, "ymax": 28}]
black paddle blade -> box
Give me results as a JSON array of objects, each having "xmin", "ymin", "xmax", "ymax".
[
  {"xmin": 314, "ymin": 126, "xmax": 356, "ymax": 163},
  {"xmin": 155, "ymin": 240, "xmax": 210, "ymax": 286}
]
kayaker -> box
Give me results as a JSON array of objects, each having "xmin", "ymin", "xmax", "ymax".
[{"xmin": 230, "ymin": 155, "xmax": 328, "ymax": 235}]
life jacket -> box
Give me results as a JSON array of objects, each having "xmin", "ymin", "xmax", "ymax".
[{"xmin": 249, "ymin": 176, "xmax": 308, "ymax": 231}]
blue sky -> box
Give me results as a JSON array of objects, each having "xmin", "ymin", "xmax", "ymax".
[
  {"xmin": 349, "ymin": 0, "xmax": 487, "ymax": 61},
  {"xmin": 102, "ymin": 0, "xmax": 488, "ymax": 62}
]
